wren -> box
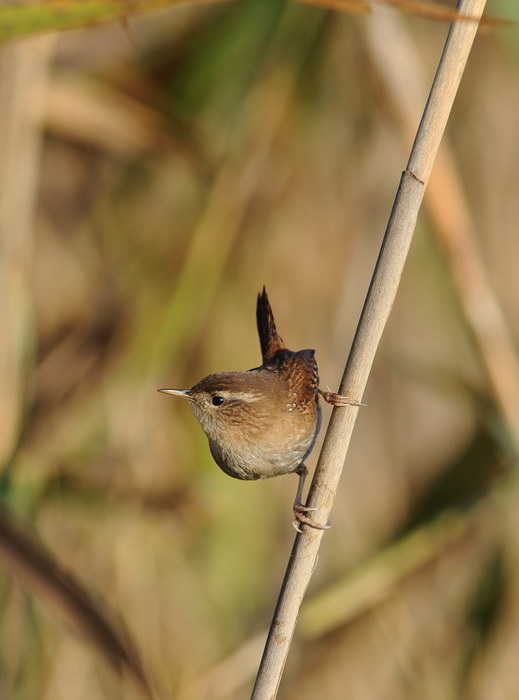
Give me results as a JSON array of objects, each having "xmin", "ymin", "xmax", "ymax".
[{"xmin": 159, "ymin": 288, "xmax": 360, "ymax": 530}]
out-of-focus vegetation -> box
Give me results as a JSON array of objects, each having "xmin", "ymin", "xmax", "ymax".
[
  {"xmin": 0, "ymin": 0, "xmax": 503, "ymax": 43},
  {"xmin": 1, "ymin": 0, "xmax": 519, "ymax": 698}
]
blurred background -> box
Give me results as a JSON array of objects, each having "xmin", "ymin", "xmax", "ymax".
[{"xmin": 1, "ymin": 0, "xmax": 519, "ymax": 698}]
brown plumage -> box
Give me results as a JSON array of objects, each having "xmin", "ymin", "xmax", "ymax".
[
  {"xmin": 256, "ymin": 287, "xmax": 285, "ymax": 362},
  {"xmin": 159, "ymin": 288, "xmax": 360, "ymax": 529}
]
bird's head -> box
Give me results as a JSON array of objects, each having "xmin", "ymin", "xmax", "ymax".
[{"xmin": 159, "ymin": 371, "xmax": 282, "ymax": 440}]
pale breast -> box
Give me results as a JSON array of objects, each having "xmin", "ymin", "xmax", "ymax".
[{"xmin": 208, "ymin": 412, "xmax": 319, "ymax": 481}]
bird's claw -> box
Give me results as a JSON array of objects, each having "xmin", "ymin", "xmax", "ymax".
[
  {"xmin": 319, "ymin": 390, "xmax": 364, "ymax": 408},
  {"xmin": 293, "ymin": 504, "xmax": 331, "ymax": 532},
  {"xmin": 292, "ymin": 519, "xmax": 304, "ymax": 533}
]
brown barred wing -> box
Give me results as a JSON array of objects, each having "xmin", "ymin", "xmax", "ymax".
[{"xmin": 266, "ymin": 349, "xmax": 319, "ymax": 409}]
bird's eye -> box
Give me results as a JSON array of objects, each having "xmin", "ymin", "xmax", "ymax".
[{"xmin": 212, "ymin": 395, "xmax": 225, "ymax": 406}]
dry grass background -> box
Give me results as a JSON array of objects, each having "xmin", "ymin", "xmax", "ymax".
[{"xmin": 1, "ymin": 1, "xmax": 519, "ymax": 698}]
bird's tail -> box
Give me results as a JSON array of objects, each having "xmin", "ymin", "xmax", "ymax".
[{"xmin": 256, "ymin": 287, "xmax": 285, "ymax": 363}]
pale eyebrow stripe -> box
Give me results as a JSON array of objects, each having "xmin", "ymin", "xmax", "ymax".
[{"xmin": 215, "ymin": 391, "xmax": 261, "ymax": 402}]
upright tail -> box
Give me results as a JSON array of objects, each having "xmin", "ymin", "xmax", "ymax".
[{"xmin": 256, "ymin": 287, "xmax": 285, "ymax": 363}]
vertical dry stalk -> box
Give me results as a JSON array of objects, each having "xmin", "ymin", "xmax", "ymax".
[{"xmin": 251, "ymin": 1, "xmax": 487, "ymax": 698}]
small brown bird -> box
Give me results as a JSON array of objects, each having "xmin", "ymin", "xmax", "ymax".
[{"xmin": 159, "ymin": 288, "xmax": 360, "ymax": 529}]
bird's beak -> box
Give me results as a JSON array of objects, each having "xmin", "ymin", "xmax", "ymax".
[{"xmin": 157, "ymin": 388, "xmax": 193, "ymax": 400}]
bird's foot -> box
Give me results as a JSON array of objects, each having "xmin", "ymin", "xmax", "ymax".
[
  {"xmin": 292, "ymin": 504, "xmax": 331, "ymax": 533},
  {"xmin": 319, "ymin": 389, "xmax": 364, "ymax": 407}
]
